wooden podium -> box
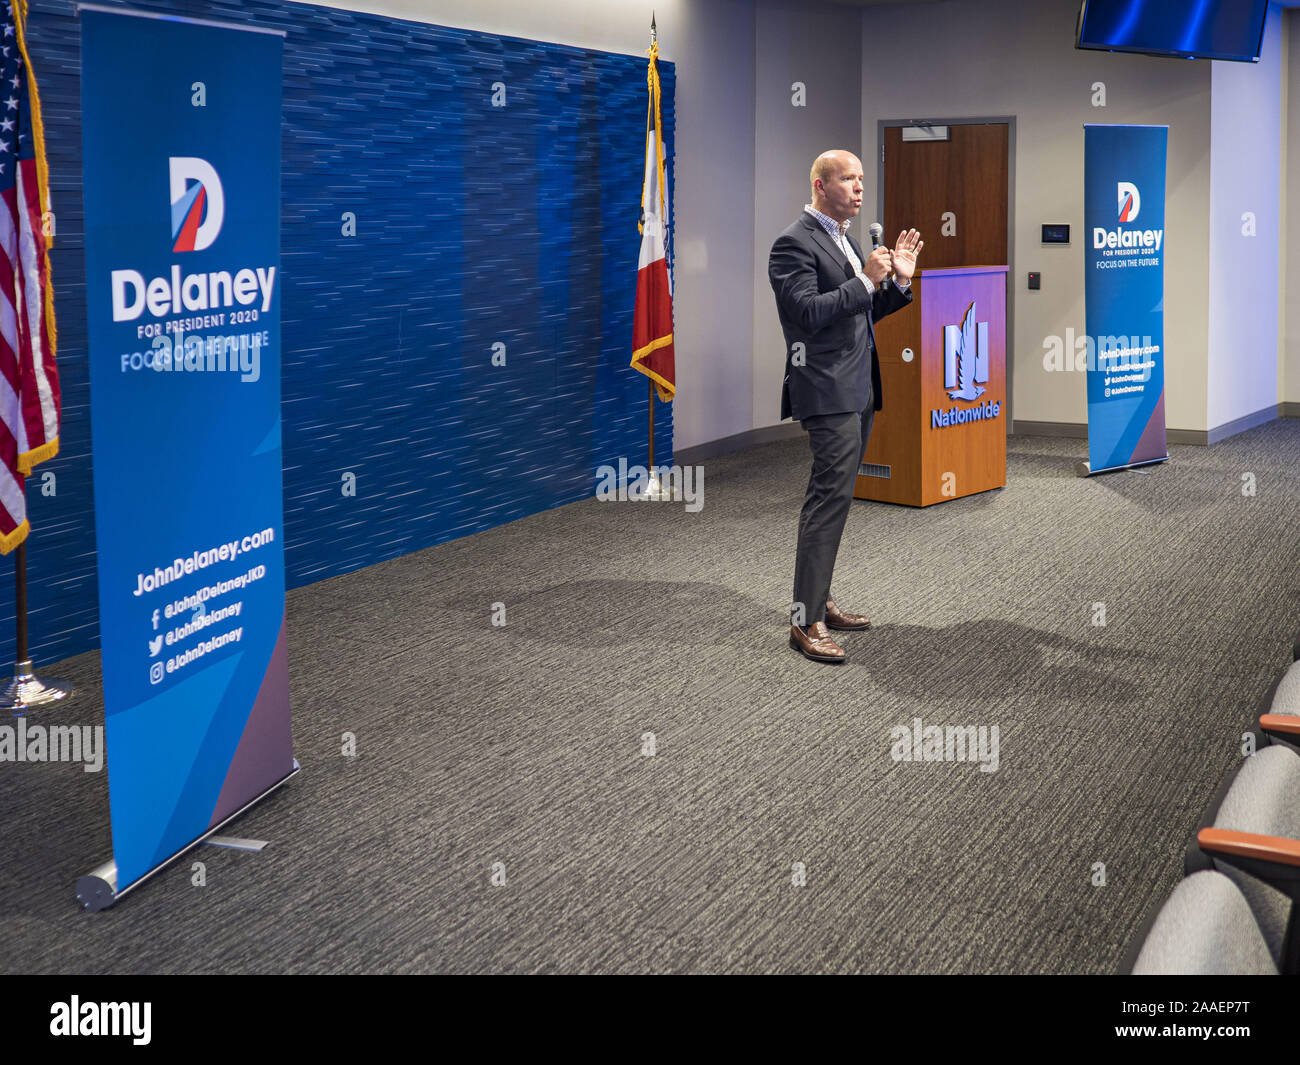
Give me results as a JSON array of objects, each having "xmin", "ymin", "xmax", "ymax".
[{"xmin": 855, "ymin": 265, "xmax": 1008, "ymax": 507}]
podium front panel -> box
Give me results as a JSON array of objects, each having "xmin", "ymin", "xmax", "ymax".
[{"xmin": 857, "ymin": 266, "xmax": 1007, "ymax": 506}]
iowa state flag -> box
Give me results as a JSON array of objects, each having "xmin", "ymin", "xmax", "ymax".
[{"xmin": 630, "ymin": 31, "xmax": 674, "ymax": 402}]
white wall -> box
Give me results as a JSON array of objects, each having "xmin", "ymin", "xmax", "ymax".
[
  {"xmin": 1284, "ymin": 9, "xmax": 1300, "ymax": 406},
  {"xmin": 751, "ymin": 0, "xmax": 863, "ymax": 429},
  {"xmin": 856, "ymin": 0, "xmax": 1215, "ymax": 432},
  {"xmin": 671, "ymin": 0, "xmax": 757, "ymax": 450},
  {"xmin": 1207, "ymin": 3, "xmax": 1285, "ymax": 431}
]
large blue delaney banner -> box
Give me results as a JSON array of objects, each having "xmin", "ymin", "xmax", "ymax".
[
  {"xmin": 1083, "ymin": 124, "xmax": 1169, "ymax": 474},
  {"xmin": 80, "ymin": 8, "xmax": 293, "ymax": 900}
]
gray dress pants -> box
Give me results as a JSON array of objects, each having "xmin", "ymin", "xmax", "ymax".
[{"xmin": 792, "ymin": 403, "xmax": 874, "ymax": 626}]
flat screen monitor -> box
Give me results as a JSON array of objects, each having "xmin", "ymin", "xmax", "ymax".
[{"xmin": 1076, "ymin": 0, "xmax": 1269, "ymax": 63}]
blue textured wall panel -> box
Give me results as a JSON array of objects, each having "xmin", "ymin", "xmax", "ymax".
[{"xmin": 7, "ymin": 0, "xmax": 674, "ymax": 666}]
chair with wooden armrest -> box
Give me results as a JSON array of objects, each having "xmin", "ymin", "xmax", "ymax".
[
  {"xmin": 1192, "ymin": 745, "xmax": 1300, "ymax": 974},
  {"xmin": 1196, "ymin": 829, "xmax": 1300, "ymax": 974},
  {"xmin": 1260, "ymin": 659, "xmax": 1300, "ymax": 754},
  {"xmin": 1259, "ymin": 713, "xmax": 1300, "ymax": 749}
]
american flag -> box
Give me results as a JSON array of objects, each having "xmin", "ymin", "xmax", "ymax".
[{"xmin": 0, "ymin": 0, "xmax": 59, "ymax": 554}]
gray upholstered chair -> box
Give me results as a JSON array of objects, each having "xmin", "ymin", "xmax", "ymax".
[
  {"xmin": 1130, "ymin": 870, "xmax": 1277, "ymax": 975},
  {"xmin": 1194, "ymin": 744, "xmax": 1300, "ymax": 973},
  {"xmin": 1260, "ymin": 659, "xmax": 1300, "ymax": 755}
]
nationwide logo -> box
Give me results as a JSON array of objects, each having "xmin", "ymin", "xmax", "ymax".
[
  {"xmin": 1117, "ymin": 181, "xmax": 1140, "ymax": 223},
  {"xmin": 170, "ymin": 157, "xmax": 225, "ymax": 253},
  {"xmin": 944, "ymin": 302, "xmax": 988, "ymax": 401},
  {"xmin": 933, "ymin": 301, "xmax": 1001, "ymax": 429}
]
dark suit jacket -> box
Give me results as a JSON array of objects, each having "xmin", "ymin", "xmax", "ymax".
[{"xmin": 768, "ymin": 212, "xmax": 913, "ymax": 421}]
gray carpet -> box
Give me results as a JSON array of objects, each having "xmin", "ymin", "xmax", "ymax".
[{"xmin": 3, "ymin": 423, "xmax": 1299, "ymax": 974}]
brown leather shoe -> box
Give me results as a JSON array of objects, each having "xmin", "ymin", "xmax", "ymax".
[
  {"xmin": 789, "ymin": 622, "xmax": 846, "ymax": 663},
  {"xmin": 825, "ymin": 599, "xmax": 871, "ymax": 631}
]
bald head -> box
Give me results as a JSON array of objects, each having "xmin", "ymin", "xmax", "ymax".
[
  {"xmin": 810, "ymin": 150, "xmax": 857, "ymax": 191},
  {"xmin": 809, "ymin": 150, "xmax": 864, "ymax": 223}
]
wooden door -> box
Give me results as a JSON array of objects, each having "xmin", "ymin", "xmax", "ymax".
[{"xmin": 881, "ymin": 123, "xmax": 1008, "ymax": 268}]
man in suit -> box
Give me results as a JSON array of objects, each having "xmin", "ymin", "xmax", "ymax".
[{"xmin": 768, "ymin": 149, "xmax": 922, "ymax": 663}]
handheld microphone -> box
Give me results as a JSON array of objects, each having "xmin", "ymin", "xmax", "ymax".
[{"xmin": 868, "ymin": 222, "xmax": 889, "ymax": 284}]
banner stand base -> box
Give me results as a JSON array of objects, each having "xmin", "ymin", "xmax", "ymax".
[
  {"xmin": 0, "ymin": 659, "xmax": 73, "ymax": 715},
  {"xmin": 76, "ymin": 759, "xmax": 300, "ymax": 912},
  {"xmin": 203, "ymin": 835, "xmax": 268, "ymax": 853},
  {"xmin": 1075, "ymin": 454, "xmax": 1169, "ymax": 478}
]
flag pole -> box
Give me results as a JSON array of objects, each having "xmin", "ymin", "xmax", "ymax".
[
  {"xmin": 645, "ymin": 378, "xmax": 663, "ymax": 496},
  {"xmin": 0, "ymin": 536, "xmax": 73, "ymax": 716},
  {"xmin": 649, "ymin": 11, "xmax": 657, "ymax": 484},
  {"xmin": 642, "ymin": 12, "xmax": 664, "ymax": 502},
  {"xmin": 14, "ymin": 542, "xmax": 25, "ymax": 658}
]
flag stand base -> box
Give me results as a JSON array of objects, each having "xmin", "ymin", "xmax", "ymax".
[
  {"xmin": 643, "ymin": 472, "xmax": 674, "ymax": 502},
  {"xmin": 0, "ymin": 658, "xmax": 73, "ymax": 715}
]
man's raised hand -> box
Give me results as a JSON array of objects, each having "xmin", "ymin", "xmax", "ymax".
[{"xmin": 891, "ymin": 229, "xmax": 923, "ymax": 281}]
